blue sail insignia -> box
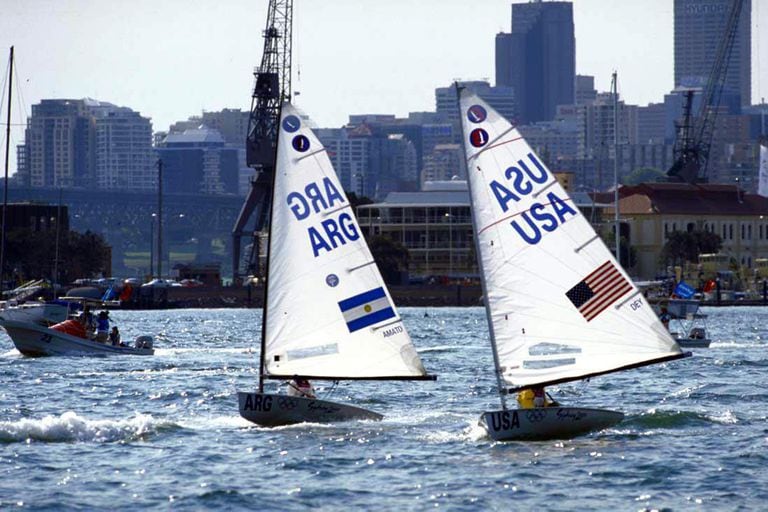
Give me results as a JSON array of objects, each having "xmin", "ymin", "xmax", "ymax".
[{"xmin": 338, "ymin": 287, "xmax": 396, "ymax": 332}]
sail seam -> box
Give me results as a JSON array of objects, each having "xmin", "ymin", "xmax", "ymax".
[
  {"xmin": 614, "ymin": 289, "xmax": 642, "ymax": 310},
  {"xmin": 532, "ymin": 179, "xmax": 557, "ymax": 199},
  {"xmin": 371, "ymin": 318, "xmax": 401, "ymax": 331},
  {"xmin": 323, "ymin": 203, "xmax": 351, "ymax": 217},
  {"xmin": 574, "ymin": 235, "xmax": 599, "ymax": 253},
  {"xmin": 295, "ymin": 148, "xmax": 327, "ymax": 161},
  {"xmin": 348, "ymin": 260, "xmax": 376, "ymax": 272},
  {"xmin": 466, "ymin": 127, "xmax": 520, "ymax": 162}
]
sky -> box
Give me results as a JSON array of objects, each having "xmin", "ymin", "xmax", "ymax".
[{"xmin": 1, "ymin": 0, "xmax": 767, "ymax": 175}]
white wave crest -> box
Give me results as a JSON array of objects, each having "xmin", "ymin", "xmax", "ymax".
[{"xmin": 0, "ymin": 411, "xmax": 169, "ymax": 443}]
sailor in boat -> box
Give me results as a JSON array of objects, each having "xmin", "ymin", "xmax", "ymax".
[
  {"xmin": 287, "ymin": 377, "xmax": 316, "ymax": 399},
  {"xmin": 517, "ymin": 386, "xmax": 559, "ymax": 408}
]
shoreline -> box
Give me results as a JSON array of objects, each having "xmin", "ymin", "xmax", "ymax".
[{"xmin": 122, "ymin": 285, "xmax": 768, "ymax": 309}]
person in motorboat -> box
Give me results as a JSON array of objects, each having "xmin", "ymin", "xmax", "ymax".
[
  {"xmin": 109, "ymin": 326, "xmax": 121, "ymax": 346},
  {"xmin": 517, "ymin": 386, "xmax": 558, "ymax": 408},
  {"xmin": 287, "ymin": 377, "xmax": 316, "ymax": 399},
  {"xmin": 95, "ymin": 311, "xmax": 110, "ymax": 342}
]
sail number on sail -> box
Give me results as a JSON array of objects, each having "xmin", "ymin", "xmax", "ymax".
[
  {"xmin": 286, "ymin": 177, "xmax": 361, "ymax": 257},
  {"xmin": 487, "ymin": 153, "xmax": 578, "ymax": 245}
]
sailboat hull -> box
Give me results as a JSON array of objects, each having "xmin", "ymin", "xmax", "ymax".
[
  {"xmin": 237, "ymin": 392, "xmax": 383, "ymax": 427},
  {"xmin": 479, "ymin": 407, "xmax": 624, "ymax": 441}
]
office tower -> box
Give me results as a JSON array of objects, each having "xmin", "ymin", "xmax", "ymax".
[
  {"xmin": 496, "ymin": 1, "xmax": 575, "ymax": 124},
  {"xmin": 674, "ymin": 0, "xmax": 751, "ymax": 106},
  {"xmin": 156, "ymin": 126, "xmax": 239, "ymax": 195}
]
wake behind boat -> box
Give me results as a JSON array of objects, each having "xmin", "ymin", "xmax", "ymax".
[
  {"xmin": 237, "ymin": 102, "xmax": 434, "ymax": 427},
  {"xmin": 456, "ymin": 86, "xmax": 689, "ymax": 442}
]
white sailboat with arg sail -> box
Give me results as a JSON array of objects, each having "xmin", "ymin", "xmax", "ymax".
[
  {"xmin": 238, "ymin": 102, "xmax": 435, "ymax": 427},
  {"xmin": 455, "ymin": 86, "xmax": 689, "ymax": 441}
]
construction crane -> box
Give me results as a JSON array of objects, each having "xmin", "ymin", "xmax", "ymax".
[
  {"xmin": 667, "ymin": 0, "xmax": 745, "ymax": 184},
  {"xmin": 231, "ymin": 0, "xmax": 293, "ymax": 284}
]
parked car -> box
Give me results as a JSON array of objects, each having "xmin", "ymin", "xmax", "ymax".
[{"xmin": 141, "ymin": 278, "xmax": 170, "ymax": 288}]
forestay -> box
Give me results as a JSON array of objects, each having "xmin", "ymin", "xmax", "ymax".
[
  {"xmin": 263, "ymin": 102, "xmax": 427, "ymax": 379},
  {"xmin": 457, "ymin": 89, "xmax": 683, "ymax": 392}
]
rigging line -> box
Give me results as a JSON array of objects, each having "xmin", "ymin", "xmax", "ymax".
[{"xmin": 13, "ymin": 55, "xmax": 29, "ymax": 122}]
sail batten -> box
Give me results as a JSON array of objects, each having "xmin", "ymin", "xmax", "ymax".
[
  {"xmin": 263, "ymin": 102, "xmax": 429, "ymax": 381},
  {"xmin": 457, "ymin": 89, "xmax": 684, "ymax": 392}
]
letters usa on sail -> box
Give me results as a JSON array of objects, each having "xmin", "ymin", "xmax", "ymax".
[{"xmin": 485, "ymin": 152, "xmax": 578, "ymax": 245}]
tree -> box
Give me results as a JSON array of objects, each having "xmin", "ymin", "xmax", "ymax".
[
  {"xmin": 622, "ymin": 167, "xmax": 667, "ymax": 185},
  {"xmin": 660, "ymin": 230, "xmax": 722, "ymax": 267},
  {"xmin": 3, "ymin": 229, "xmax": 111, "ymax": 284},
  {"xmin": 367, "ymin": 235, "xmax": 409, "ymax": 285}
]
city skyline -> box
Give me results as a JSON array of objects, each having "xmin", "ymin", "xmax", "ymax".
[{"xmin": 2, "ymin": 0, "xmax": 768, "ymax": 176}]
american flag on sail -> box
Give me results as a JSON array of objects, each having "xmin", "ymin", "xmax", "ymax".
[{"xmin": 565, "ymin": 261, "xmax": 633, "ymax": 322}]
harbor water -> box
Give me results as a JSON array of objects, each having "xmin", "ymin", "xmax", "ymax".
[{"xmin": 1, "ymin": 306, "xmax": 767, "ymax": 510}]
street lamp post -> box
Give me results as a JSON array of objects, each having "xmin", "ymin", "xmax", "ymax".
[{"xmin": 149, "ymin": 213, "xmax": 157, "ymax": 278}]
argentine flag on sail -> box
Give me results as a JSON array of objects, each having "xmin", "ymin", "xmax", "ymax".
[{"xmin": 338, "ymin": 287, "xmax": 396, "ymax": 333}]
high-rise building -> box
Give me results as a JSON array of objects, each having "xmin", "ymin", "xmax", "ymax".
[
  {"xmin": 90, "ymin": 102, "xmax": 155, "ymax": 191},
  {"xmin": 496, "ymin": 1, "xmax": 575, "ymax": 124},
  {"xmin": 156, "ymin": 126, "xmax": 239, "ymax": 195},
  {"xmin": 17, "ymin": 98, "xmax": 154, "ymax": 190},
  {"xmin": 674, "ymin": 0, "xmax": 751, "ymax": 106},
  {"xmin": 18, "ymin": 99, "xmax": 96, "ymax": 188}
]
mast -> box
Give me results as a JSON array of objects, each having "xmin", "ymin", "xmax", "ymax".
[
  {"xmin": 454, "ymin": 83, "xmax": 508, "ymax": 410},
  {"xmin": 1, "ymin": 46, "xmax": 13, "ymax": 296},
  {"xmin": 258, "ymin": 103, "xmax": 283, "ymax": 393},
  {"xmin": 156, "ymin": 158, "xmax": 163, "ymax": 278},
  {"xmin": 611, "ymin": 71, "xmax": 620, "ymax": 263}
]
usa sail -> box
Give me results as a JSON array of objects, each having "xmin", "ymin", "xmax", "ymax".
[{"xmin": 457, "ymin": 88, "xmax": 684, "ymax": 395}]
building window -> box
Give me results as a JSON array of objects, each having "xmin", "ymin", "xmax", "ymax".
[
  {"xmin": 748, "ymin": 224, "xmax": 752, "ymax": 240},
  {"xmin": 741, "ymin": 224, "xmax": 745, "ymax": 240},
  {"xmin": 729, "ymin": 224, "xmax": 733, "ymax": 240}
]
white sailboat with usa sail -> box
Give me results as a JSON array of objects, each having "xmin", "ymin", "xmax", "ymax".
[
  {"xmin": 455, "ymin": 85, "xmax": 689, "ymax": 441},
  {"xmin": 238, "ymin": 102, "xmax": 435, "ymax": 427}
]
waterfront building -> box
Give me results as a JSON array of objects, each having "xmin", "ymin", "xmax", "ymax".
[
  {"xmin": 357, "ymin": 181, "xmax": 604, "ymax": 278},
  {"xmin": 613, "ymin": 182, "xmax": 768, "ymax": 280},
  {"xmin": 495, "ymin": 1, "xmax": 575, "ymax": 124},
  {"xmin": 674, "ymin": 0, "xmax": 751, "ymax": 106}
]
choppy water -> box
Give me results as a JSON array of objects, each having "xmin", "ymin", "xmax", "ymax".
[{"xmin": 1, "ymin": 306, "xmax": 767, "ymax": 510}]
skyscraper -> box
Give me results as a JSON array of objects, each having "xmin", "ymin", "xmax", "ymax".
[
  {"xmin": 18, "ymin": 99, "xmax": 154, "ymax": 190},
  {"xmin": 496, "ymin": 1, "xmax": 575, "ymax": 125},
  {"xmin": 674, "ymin": 0, "xmax": 751, "ymax": 106}
]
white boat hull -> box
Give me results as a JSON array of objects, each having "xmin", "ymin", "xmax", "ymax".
[
  {"xmin": 675, "ymin": 336, "xmax": 711, "ymax": 348},
  {"xmin": 479, "ymin": 407, "xmax": 624, "ymax": 441},
  {"xmin": 1, "ymin": 320, "xmax": 153, "ymax": 357},
  {"xmin": 237, "ymin": 392, "xmax": 383, "ymax": 427},
  {"xmin": 0, "ymin": 302, "xmax": 69, "ymax": 327}
]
